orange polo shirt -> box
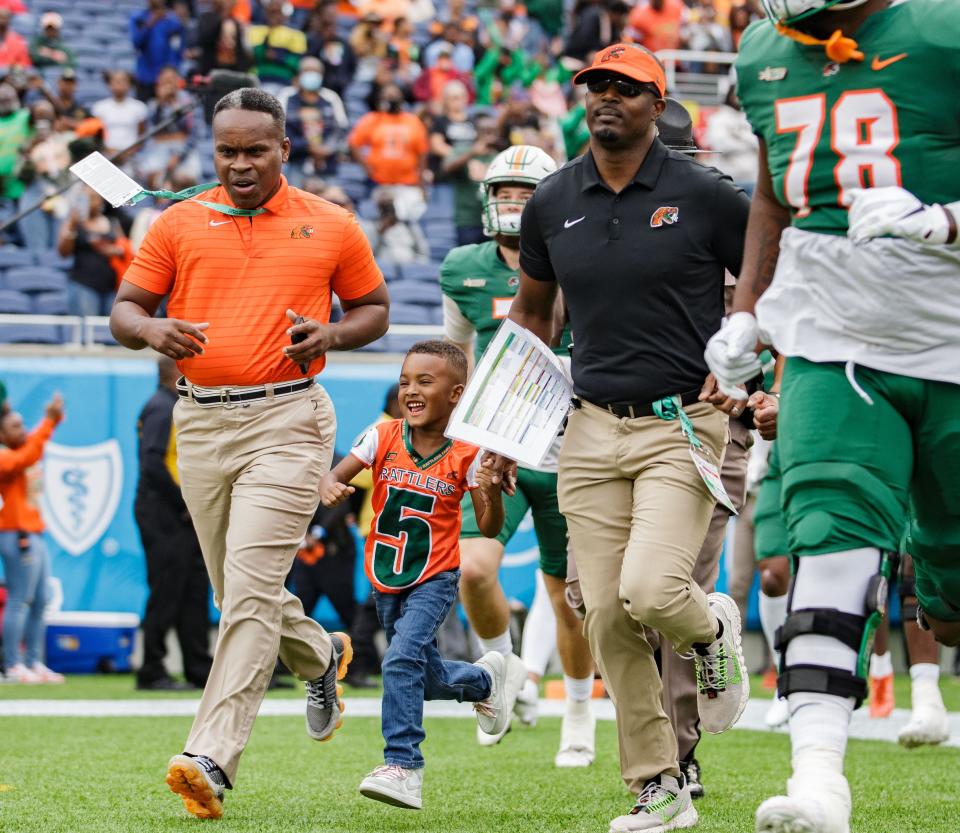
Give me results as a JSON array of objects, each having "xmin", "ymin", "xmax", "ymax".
[{"xmin": 123, "ymin": 177, "xmax": 384, "ymax": 387}]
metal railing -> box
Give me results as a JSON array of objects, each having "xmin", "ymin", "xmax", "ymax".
[{"xmin": 655, "ymin": 50, "xmax": 737, "ymax": 104}]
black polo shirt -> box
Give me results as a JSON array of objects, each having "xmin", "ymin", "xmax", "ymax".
[{"xmin": 519, "ymin": 139, "xmax": 749, "ymax": 406}]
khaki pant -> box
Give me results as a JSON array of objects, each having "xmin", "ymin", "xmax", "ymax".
[
  {"xmin": 173, "ymin": 383, "xmax": 337, "ymax": 784},
  {"xmin": 558, "ymin": 399, "xmax": 727, "ymax": 791},
  {"xmin": 659, "ymin": 418, "xmax": 751, "ymax": 761},
  {"xmin": 729, "ymin": 493, "xmax": 758, "ymax": 619}
]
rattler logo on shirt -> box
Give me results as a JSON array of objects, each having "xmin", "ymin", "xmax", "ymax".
[
  {"xmin": 290, "ymin": 225, "xmax": 315, "ymax": 238},
  {"xmin": 650, "ymin": 206, "xmax": 679, "ymax": 228}
]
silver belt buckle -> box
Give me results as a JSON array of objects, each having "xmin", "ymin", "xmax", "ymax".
[{"xmin": 219, "ymin": 388, "xmax": 238, "ymax": 409}]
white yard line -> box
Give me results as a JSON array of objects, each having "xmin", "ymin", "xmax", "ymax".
[{"xmin": 1, "ymin": 697, "xmax": 958, "ymax": 747}]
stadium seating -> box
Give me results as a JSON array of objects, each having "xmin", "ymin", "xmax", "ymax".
[
  {"xmin": 399, "ymin": 263, "xmax": 441, "ymax": 283},
  {"xmin": 0, "ymin": 248, "xmax": 35, "ymax": 270},
  {"xmin": 0, "ymin": 290, "xmax": 33, "ymax": 314},
  {"xmin": 33, "ymin": 291, "xmax": 69, "ymax": 315},
  {"xmin": 389, "ymin": 280, "xmax": 442, "ymax": 306},
  {"xmin": 4, "ymin": 266, "xmax": 68, "ymax": 294},
  {"xmin": 390, "ymin": 303, "xmax": 434, "ymax": 326}
]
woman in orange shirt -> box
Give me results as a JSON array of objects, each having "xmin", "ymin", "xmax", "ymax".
[{"xmin": 0, "ymin": 393, "xmax": 64, "ymax": 684}]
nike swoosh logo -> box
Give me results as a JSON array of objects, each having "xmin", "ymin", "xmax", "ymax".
[
  {"xmin": 209, "ymin": 219, "xmax": 231, "ymax": 227},
  {"xmin": 871, "ymin": 53, "xmax": 907, "ymax": 71},
  {"xmin": 564, "ymin": 216, "xmax": 586, "ymax": 229}
]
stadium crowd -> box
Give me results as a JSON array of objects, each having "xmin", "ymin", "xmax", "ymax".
[{"xmin": 0, "ymin": 0, "xmax": 759, "ymax": 324}]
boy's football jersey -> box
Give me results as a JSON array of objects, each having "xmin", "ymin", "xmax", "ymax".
[
  {"xmin": 352, "ymin": 419, "xmax": 481, "ymax": 593},
  {"xmin": 736, "ymin": 0, "xmax": 960, "ymax": 235}
]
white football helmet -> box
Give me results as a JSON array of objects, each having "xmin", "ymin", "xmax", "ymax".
[
  {"xmin": 480, "ymin": 145, "xmax": 556, "ymax": 237},
  {"xmin": 760, "ymin": 0, "xmax": 869, "ymax": 26}
]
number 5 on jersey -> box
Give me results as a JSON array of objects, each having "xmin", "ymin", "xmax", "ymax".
[
  {"xmin": 776, "ymin": 90, "xmax": 901, "ymax": 216},
  {"xmin": 372, "ymin": 486, "xmax": 437, "ymax": 589}
]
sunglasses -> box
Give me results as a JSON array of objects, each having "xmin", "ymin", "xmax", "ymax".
[{"xmin": 586, "ymin": 76, "xmax": 660, "ymax": 98}]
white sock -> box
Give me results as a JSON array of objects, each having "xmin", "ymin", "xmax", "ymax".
[
  {"xmin": 759, "ymin": 591, "xmax": 788, "ymax": 668},
  {"xmin": 909, "ymin": 662, "xmax": 940, "ymax": 685},
  {"xmin": 478, "ymin": 629, "xmax": 513, "ymax": 657},
  {"xmin": 869, "ymin": 651, "xmax": 893, "ymax": 678},
  {"xmin": 563, "ymin": 673, "xmax": 594, "ymax": 703},
  {"xmin": 520, "ymin": 570, "xmax": 557, "ymax": 677},
  {"xmin": 789, "ymin": 691, "xmax": 853, "ymax": 771}
]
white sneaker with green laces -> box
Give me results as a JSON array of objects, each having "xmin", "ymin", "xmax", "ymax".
[
  {"xmin": 694, "ymin": 592, "xmax": 749, "ymax": 734},
  {"xmin": 609, "ymin": 773, "xmax": 697, "ymax": 832}
]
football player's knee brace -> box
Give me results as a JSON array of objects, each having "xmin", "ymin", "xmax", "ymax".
[{"xmin": 775, "ymin": 548, "xmax": 897, "ymax": 707}]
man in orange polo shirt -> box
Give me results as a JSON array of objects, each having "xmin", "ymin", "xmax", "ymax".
[
  {"xmin": 348, "ymin": 84, "xmax": 429, "ymax": 188},
  {"xmin": 110, "ymin": 87, "xmax": 389, "ymax": 820}
]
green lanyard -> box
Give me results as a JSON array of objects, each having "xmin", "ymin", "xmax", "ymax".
[
  {"xmin": 652, "ymin": 395, "xmax": 702, "ymax": 449},
  {"xmin": 128, "ymin": 182, "xmax": 266, "ymax": 217}
]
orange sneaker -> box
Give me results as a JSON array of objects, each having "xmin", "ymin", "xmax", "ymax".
[
  {"xmin": 762, "ymin": 667, "xmax": 778, "ymax": 691},
  {"xmin": 869, "ymin": 673, "xmax": 895, "ymax": 718},
  {"xmin": 166, "ymin": 754, "xmax": 226, "ymax": 819}
]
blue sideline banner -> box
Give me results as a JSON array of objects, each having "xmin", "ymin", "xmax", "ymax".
[{"xmin": 0, "ymin": 356, "xmax": 542, "ymax": 626}]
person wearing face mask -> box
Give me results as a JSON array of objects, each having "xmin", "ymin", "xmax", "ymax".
[
  {"xmin": 348, "ymin": 83, "xmax": 428, "ymax": 195},
  {"xmin": 280, "ymin": 56, "xmax": 348, "ymax": 184}
]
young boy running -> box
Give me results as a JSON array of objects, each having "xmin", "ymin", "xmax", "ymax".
[{"xmin": 319, "ymin": 341, "xmax": 526, "ymax": 810}]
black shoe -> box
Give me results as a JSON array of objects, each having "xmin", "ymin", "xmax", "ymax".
[
  {"xmin": 343, "ymin": 671, "xmax": 376, "ymax": 689},
  {"xmin": 137, "ymin": 676, "xmax": 193, "ymax": 691},
  {"xmin": 680, "ymin": 757, "xmax": 704, "ymax": 800}
]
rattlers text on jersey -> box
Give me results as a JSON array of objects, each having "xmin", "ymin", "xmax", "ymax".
[
  {"xmin": 352, "ymin": 419, "xmax": 481, "ymax": 593},
  {"xmin": 737, "ymin": 0, "xmax": 960, "ymax": 382}
]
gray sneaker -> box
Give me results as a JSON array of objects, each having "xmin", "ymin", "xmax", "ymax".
[
  {"xmin": 694, "ymin": 592, "xmax": 749, "ymax": 734},
  {"xmin": 166, "ymin": 754, "xmax": 227, "ymax": 819},
  {"xmin": 305, "ymin": 632, "xmax": 353, "ymax": 741},
  {"xmin": 609, "ymin": 773, "xmax": 698, "ymax": 832},
  {"xmin": 359, "ymin": 764, "xmax": 424, "ymax": 809}
]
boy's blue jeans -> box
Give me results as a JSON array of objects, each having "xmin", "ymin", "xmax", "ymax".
[{"xmin": 374, "ymin": 570, "xmax": 491, "ymax": 769}]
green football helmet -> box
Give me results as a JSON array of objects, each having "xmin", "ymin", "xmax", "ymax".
[{"xmin": 480, "ymin": 145, "xmax": 557, "ymax": 237}]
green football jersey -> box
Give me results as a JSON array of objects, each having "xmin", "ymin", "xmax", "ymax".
[
  {"xmin": 440, "ymin": 240, "xmax": 571, "ymax": 360},
  {"xmin": 737, "ymin": 0, "xmax": 960, "ymax": 235}
]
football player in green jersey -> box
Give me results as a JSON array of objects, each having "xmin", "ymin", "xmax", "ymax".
[
  {"xmin": 440, "ymin": 146, "xmax": 598, "ymax": 766},
  {"xmin": 704, "ymin": 1, "xmax": 960, "ymax": 832}
]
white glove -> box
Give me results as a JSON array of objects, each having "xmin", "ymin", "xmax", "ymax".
[
  {"xmin": 848, "ymin": 186, "xmax": 958, "ymax": 246},
  {"xmin": 704, "ymin": 311, "xmax": 762, "ymax": 400}
]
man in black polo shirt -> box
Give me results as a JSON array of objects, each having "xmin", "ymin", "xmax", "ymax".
[{"xmin": 509, "ymin": 44, "xmax": 751, "ymax": 832}]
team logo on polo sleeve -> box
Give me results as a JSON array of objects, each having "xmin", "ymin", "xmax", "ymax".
[{"xmin": 650, "ymin": 206, "xmax": 680, "ymax": 228}]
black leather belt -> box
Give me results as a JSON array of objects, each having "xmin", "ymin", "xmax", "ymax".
[
  {"xmin": 584, "ymin": 388, "xmax": 702, "ymax": 419},
  {"xmin": 176, "ymin": 376, "xmax": 314, "ymax": 406}
]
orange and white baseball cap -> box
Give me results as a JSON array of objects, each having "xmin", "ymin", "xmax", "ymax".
[
  {"xmin": 573, "ymin": 44, "xmax": 666, "ymax": 98},
  {"xmin": 40, "ymin": 11, "xmax": 62, "ymax": 29}
]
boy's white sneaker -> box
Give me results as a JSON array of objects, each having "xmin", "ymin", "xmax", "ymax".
[
  {"xmin": 5, "ymin": 663, "xmax": 42, "ymax": 684},
  {"xmin": 473, "ymin": 652, "xmax": 526, "ymax": 742},
  {"xmin": 359, "ymin": 765, "xmax": 423, "ymax": 810}
]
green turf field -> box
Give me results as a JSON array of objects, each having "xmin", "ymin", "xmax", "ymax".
[{"xmin": 1, "ymin": 703, "xmax": 958, "ymax": 832}]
